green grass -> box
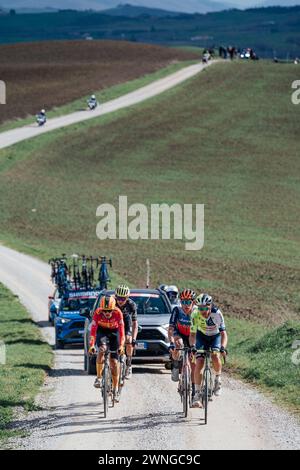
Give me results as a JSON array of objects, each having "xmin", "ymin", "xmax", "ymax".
[
  {"xmin": 0, "ymin": 60, "xmax": 299, "ymax": 411},
  {"xmin": 0, "ymin": 59, "xmax": 198, "ymax": 133},
  {"xmin": 227, "ymin": 318, "xmax": 300, "ymax": 411},
  {"xmin": 0, "ymin": 284, "xmax": 53, "ymax": 443}
]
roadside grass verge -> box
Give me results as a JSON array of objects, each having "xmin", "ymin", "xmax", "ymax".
[
  {"xmin": 227, "ymin": 317, "xmax": 300, "ymax": 411},
  {"xmin": 0, "ymin": 284, "xmax": 53, "ymax": 443},
  {"xmin": 0, "ymin": 59, "xmax": 198, "ymax": 133}
]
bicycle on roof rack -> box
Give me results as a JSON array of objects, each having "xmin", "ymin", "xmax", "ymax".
[{"xmin": 48, "ymin": 254, "xmax": 112, "ymax": 294}]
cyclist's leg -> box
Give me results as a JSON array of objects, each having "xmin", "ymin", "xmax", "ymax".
[
  {"xmin": 186, "ymin": 336, "xmax": 196, "ymax": 397},
  {"xmin": 171, "ymin": 335, "xmax": 183, "ymax": 381},
  {"xmin": 94, "ymin": 332, "xmax": 107, "ymax": 387},
  {"xmin": 192, "ymin": 332, "xmax": 209, "ymax": 407},
  {"xmin": 210, "ymin": 334, "xmax": 222, "ymax": 395},
  {"xmin": 211, "ymin": 334, "xmax": 222, "ymax": 372},
  {"xmin": 124, "ymin": 314, "xmax": 133, "ymax": 376},
  {"xmin": 108, "ymin": 331, "xmax": 120, "ymax": 394}
]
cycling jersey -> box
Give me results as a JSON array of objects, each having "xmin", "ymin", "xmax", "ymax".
[
  {"xmin": 90, "ymin": 307, "xmax": 125, "ymax": 346},
  {"xmin": 117, "ymin": 298, "xmax": 137, "ymax": 336},
  {"xmin": 118, "ymin": 298, "xmax": 138, "ymax": 322},
  {"xmin": 169, "ymin": 306, "xmax": 192, "ymax": 337},
  {"xmin": 191, "ymin": 305, "xmax": 226, "ymax": 336}
]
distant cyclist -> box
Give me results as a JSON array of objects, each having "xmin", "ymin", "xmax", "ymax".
[
  {"xmin": 87, "ymin": 94, "xmax": 98, "ymax": 110},
  {"xmin": 89, "ymin": 295, "xmax": 125, "ymax": 402},
  {"xmin": 190, "ymin": 293, "xmax": 228, "ymax": 408},
  {"xmin": 114, "ymin": 285, "xmax": 138, "ymax": 379},
  {"xmin": 36, "ymin": 108, "xmax": 47, "ymax": 126},
  {"xmin": 165, "ymin": 285, "xmax": 180, "ymax": 309},
  {"xmin": 168, "ymin": 289, "xmax": 196, "ymax": 397}
]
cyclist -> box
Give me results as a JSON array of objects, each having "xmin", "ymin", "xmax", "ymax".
[
  {"xmin": 114, "ymin": 285, "xmax": 138, "ymax": 379},
  {"xmin": 87, "ymin": 94, "xmax": 98, "ymax": 109},
  {"xmin": 89, "ymin": 295, "xmax": 125, "ymax": 402},
  {"xmin": 190, "ymin": 293, "xmax": 228, "ymax": 408},
  {"xmin": 165, "ymin": 285, "xmax": 180, "ymax": 309},
  {"xmin": 168, "ymin": 289, "xmax": 196, "ymax": 396}
]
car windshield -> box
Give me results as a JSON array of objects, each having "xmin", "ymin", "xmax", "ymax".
[
  {"xmin": 129, "ymin": 294, "xmax": 169, "ymax": 315},
  {"xmin": 62, "ymin": 298, "xmax": 95, "ymax": 312}
]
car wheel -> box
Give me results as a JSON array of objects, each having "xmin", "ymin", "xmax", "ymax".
[
  {"xmin": 55, "ymin": 336, "xmax": 64, "ymax": 349},
  {"xmin": 84, "ymin": 352, "xmax": 87, "ymax": 371}
]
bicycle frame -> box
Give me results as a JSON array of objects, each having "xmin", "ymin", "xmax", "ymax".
[
  {"xmin": 101, "ymin": 348, "xmax": 119, "ymax": 418},
  {"xmin": 176, "ymin": 347, "xmax": 192, "ymax": 418},
  {"xmin": 201, "ymin": 350, "xmax": 214, "ymax": 425}
]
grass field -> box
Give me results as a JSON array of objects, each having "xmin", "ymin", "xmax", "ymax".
[
  {"xmin": 0, "ymin": 40, "xmax": 198, "ymax": 126},
  {"xmin": 0, "ymin": 60, "xmax": 299, "ymax": 410},
  {"xmin": 0, "ymin": 283, "xmax": 53, "ymax": 443}
]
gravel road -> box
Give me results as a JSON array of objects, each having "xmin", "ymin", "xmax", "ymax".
[
  {"xmin": 0, "ymin": 62, "xmax": 213, "ymax": 150},
  {"xmin": 0, "ymin": 245, "xmax": 299, "ymax": 450}
]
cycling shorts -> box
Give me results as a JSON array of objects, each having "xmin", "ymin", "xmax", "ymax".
[
  {"xmin": 195, "ymin": 331, "xmax": 221, "ymax": 358},
  {"xmin": 96, "ymin": 328, "xmax": 120, "ymax": 359}
]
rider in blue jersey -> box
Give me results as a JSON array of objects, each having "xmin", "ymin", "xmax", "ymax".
[{"xmin": 168, "ymin": 289, "xmax": 196, "ymax": 394}]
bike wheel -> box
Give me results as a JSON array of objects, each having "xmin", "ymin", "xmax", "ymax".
[
  {"xmin": 118, "ymin": 356, "xmax": 126, "ymax": 398},
  {"xmin": 203, "ymin": 368, "xmax": 211, "ymax": 425},
  {"xmin": 183, "ymin": 367, "xmax": 190, "ymax": 418},
  {"xmin": 103, "ymin": 364, "xmax": 109, "ymax": 418}
]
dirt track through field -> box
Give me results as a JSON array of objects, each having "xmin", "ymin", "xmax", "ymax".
[
  {"xmin": 0, "ymin": 244, "xmax": 299, "ymax": 450},
  {"xmin": 0, "ymin": 62, "xmax": 212, "ymax": 150}
]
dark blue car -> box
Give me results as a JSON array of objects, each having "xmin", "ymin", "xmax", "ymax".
[{"xmin": 54, "ymin": 290, "xmax": 98, "ymax": 349}]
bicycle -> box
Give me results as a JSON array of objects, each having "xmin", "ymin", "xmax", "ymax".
[
  {"xmin": 101, "ymin": 348, "xmax": 125, "ymax": 418},
  {"xmin": 98, "ymin": 257, "xmax": 112, "ymax": 290},
  {"xmin": 176, "ymin": 347, "xmax": 192, "ymax": 418},
  {"xmin": 201, "ymin": 349, "xmax": 214, "ymax": 425},
  {"xmin": 101, "ymin": 348, "xmax": 118, "ymax": 418},
  {"xmin": 118, "ymin": 353, "xmax": 127, "ymax": 393},
  {"xmin": 201, "ymin": 349, "xmax": 226, "ymax": 425}
]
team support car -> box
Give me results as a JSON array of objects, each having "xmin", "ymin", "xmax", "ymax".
[
  {"xmin": 54, "ymin": 289, "xmax": 98, "ymax": 349},
  {"xmin": 83, "ymin": 288, "xmax": 172, "ymax": 374}
]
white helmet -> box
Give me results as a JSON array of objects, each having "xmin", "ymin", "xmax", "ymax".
[
  {"xmin": 91, "ymin": 95, "xmax": 96, "ymax": 99},
  {"xmin": 41, "ymin": 109, "xmax": 45, "ymax": 114},
  {"xmin": 195, "ymin": 293, "xmax": 212, "ymax": 307},
  {"xmin": 165, "ymin": 285, "xmax": 179, "ymax": 303},
  {"xmin": 165, "ymin": 285, "xmax": 178, "ymax": 295}
]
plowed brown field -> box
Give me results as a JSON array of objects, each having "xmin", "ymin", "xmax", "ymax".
[{"xmin": 0, "ymin": 40, "xmax": 197, "ymax": 124}]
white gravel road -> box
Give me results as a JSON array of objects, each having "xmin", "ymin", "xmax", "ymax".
[
  {"xmin": 0, "ymin": 62, "xmax": 213, "ymax": 151},
  {"xmin": 0, "ymin": 245, "xmax": 299, "ymax": 450}
]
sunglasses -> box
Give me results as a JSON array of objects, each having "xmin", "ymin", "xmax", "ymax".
[
  {"xmin": 116, "ymin": 296, "xmax": 127, "ymax": 302},
  {"xmin": 181, "ymin": 300, "xmax": 193, "ymax": 306},
  {"xmin": 199, "ymin": 306, "xmax": 210, "ymax": 311}
]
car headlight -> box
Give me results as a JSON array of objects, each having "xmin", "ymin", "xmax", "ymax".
[{"xmin": 60, "ymin": 318, "xmax": 72, "ymax": 324}]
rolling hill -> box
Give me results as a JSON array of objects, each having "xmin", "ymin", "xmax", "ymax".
[{"xmin": 0, "ymin": 6, "xmax": 299, "ymax": 58}]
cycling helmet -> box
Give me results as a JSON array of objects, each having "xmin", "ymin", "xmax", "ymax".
[
  {"xmin": 195, "ymin": 293, "xmax": 212, "ymax": 307},
  {"xmin": 91, "ymin": 95, "xmax": 96, "ymax": 99},
  {"xmin": 165, "ymin": 285, "xmax": 178, "ymax": 295},
  {"xmin": 41, "ymin": 109, "xmax": 45, "ymax": 114},
  {"xmin": 165, "ymin": 285, "xmax": 179, "ymax": 302},
  {"xmin": 180, "ymin": 289, "xmax": 196, "ymax": 301},
  {"xmin": 100, "ymin": 295, "xmax": 116, "ymax": 311},
  {"xmin": 115, "ymin": 285, "xmax": 130, "ymax": 297}
]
